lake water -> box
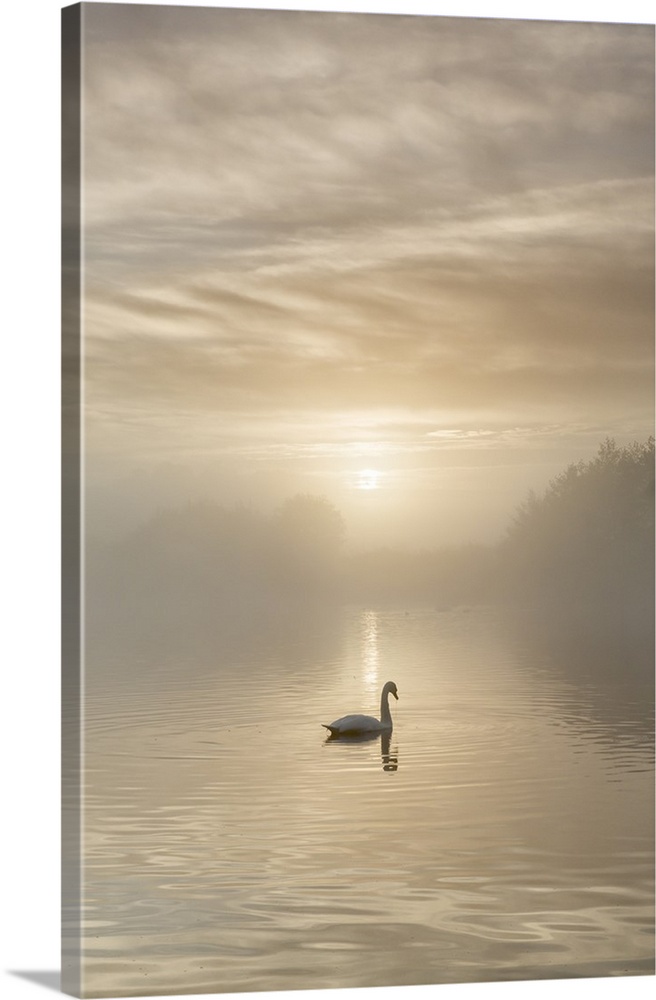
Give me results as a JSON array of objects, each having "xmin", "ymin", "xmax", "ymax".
[{"xmin": 79, "ymin": 605, "xmax": 654, "ymax": 996}]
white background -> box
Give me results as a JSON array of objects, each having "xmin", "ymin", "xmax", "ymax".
[{"xmin": 1, "ymin": 2, "xmax": 653, "ymax": 1000}]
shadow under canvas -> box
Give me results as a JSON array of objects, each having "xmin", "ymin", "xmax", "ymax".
[{"xmin": 10, "ymin": 972, "xmax": 61, "ymax": 993}]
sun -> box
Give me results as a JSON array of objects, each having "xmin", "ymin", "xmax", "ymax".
[{"xmin": 356, "ymin": 468, "xmax": 381, "ymax": 490}]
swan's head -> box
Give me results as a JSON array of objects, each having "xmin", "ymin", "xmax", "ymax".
[{"xmin": 385, "ymin": 681, "xmax": 399, "ymax": 700}]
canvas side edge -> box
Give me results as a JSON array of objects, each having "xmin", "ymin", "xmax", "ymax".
[{"xmin": 61, "ymin": 4, "xmax": 83, "ymax": 997}]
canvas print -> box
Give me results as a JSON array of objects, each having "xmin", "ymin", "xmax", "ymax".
[{"xmin": 62, "ymin": 2, "xmax": 655, "ymax": 997}]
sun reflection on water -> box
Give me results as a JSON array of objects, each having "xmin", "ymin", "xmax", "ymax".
[{"xmin": 361, "ymin": 610, "xmax": 380, "ymax": 690}]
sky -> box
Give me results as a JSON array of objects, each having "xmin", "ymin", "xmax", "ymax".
[{"xmin": 80, "ymin": 2, "xmax": 654, "ymax": 548}]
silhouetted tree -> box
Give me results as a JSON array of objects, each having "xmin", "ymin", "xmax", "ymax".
[
  {"xmin": 269, "ymin": 494, "xmax": 346, "ymax": 596},
  {"xmin": 502, "ymin": 437, "xmax": 654, "ymax": 626},
  {"xmin": 97, "ymin": 501, "xmax": 272, "ymax": 623}
]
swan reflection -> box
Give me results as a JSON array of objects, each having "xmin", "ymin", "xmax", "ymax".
[
  {"xmin": 381, "ymin": 732, "xmax": 398, "ymax": 772},
  {"xmin": 323, "ymin": 729, "xmax": 399, "ymax": 772}
]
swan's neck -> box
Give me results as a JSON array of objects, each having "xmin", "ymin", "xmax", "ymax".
[{"xmin": 380, "ymin": 688, "xmax": 393, "ymax": 726}]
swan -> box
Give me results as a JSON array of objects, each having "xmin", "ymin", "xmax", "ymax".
[{"xmin": 322, "ymin": 681, "xmax": 399, "ymax": 737}]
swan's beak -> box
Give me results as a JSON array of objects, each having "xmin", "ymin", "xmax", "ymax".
[{"xmin": 393, "ymin": 690, "xmax": 399, "ymax": 700}]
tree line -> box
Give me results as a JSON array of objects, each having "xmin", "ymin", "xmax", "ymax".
[
  {"xmin": 88, "ymin": 438, "xmax": 654, "ymax": 637},
  {"xmin": 501, "ymin": 437, "xmax": 654, "ymax": 624}
]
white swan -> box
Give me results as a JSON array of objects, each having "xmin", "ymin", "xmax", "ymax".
[{"xmin": 322, "ymin": 681, "xmax": 399, "ymax": 737}]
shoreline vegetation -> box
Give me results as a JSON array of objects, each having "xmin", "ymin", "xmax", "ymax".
[{"xmin": 88, "ymin": 437, "xmax": 654, "ymax": 684}]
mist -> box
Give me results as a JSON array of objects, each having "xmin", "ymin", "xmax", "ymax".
[{"xmin": 87, "ymin": 438, "xmax": 654, "ymax": 691}]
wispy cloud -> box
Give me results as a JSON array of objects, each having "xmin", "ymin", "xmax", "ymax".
[{"xmin": 85, "ymin": 172, "xmax": 653, "ymax": 426}]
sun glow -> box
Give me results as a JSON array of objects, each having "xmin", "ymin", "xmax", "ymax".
[{"xmin": 356, "ymin": 468, "xmax": 381, "ymax": 490}]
